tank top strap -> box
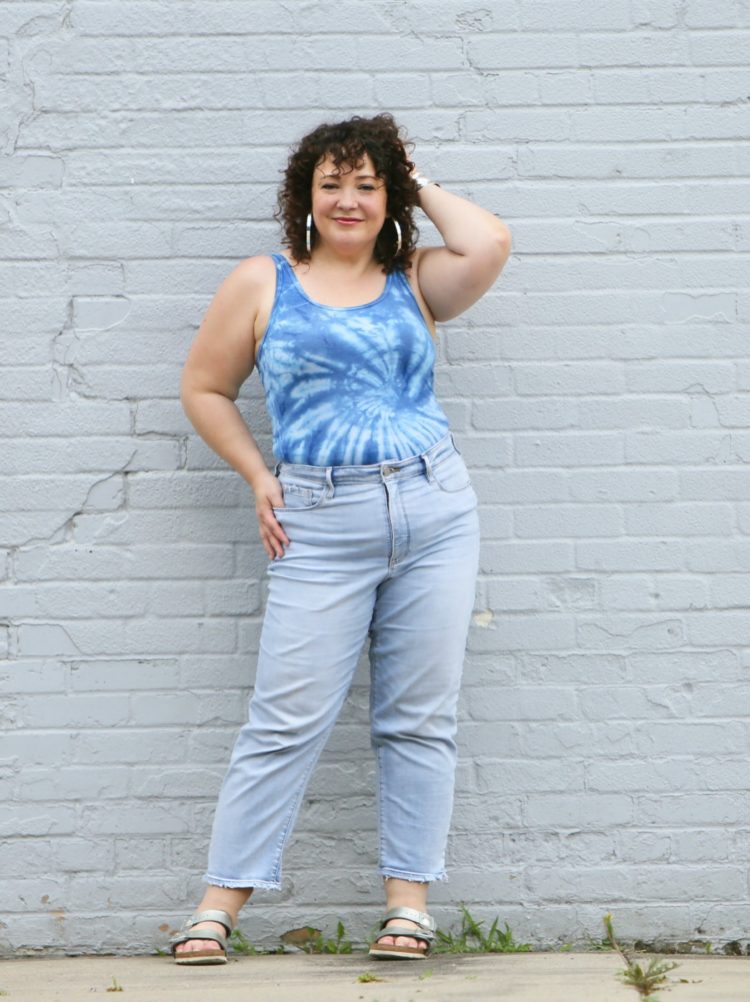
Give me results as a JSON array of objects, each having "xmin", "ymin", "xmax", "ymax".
[
  {"xmin": 390, "ymin": 264, "xmax": 422, "ymax": 307},
  {"xmin": 270, "ymin": 252, "xmax": 298, "ymax": 296}
]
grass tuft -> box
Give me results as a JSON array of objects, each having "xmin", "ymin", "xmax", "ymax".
[
  {"xmin": 434, "ymin": 906, "xmax": 532, "ymax": 954},
  {"xmin": 230, "ymin": 928, "xmax": 261, "ymax": 955},
  {"xmin": 309, "ymin": 920, "xmax": 353, "ymax": 954},
  {"xmin": 603, "ymin": 913, "xmax": 680, "ymax": 999}
]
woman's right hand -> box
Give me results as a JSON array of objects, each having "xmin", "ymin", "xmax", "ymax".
[{"xmin": 253, "ymin": 469, "xmax": 291, "ymax": 560}]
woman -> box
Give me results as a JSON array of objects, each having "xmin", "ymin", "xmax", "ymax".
[{"xmin": 169, "ymin": 113, "xmax": 510, "ymax": 964}]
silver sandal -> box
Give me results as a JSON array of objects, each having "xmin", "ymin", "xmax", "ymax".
[
  {"xmin": 169, "ymin": 908, "xmax": 234, "ymax": 965},
  {"xmin": 368, "ymin": 906, "xmax": 436, "ymax": 960}
]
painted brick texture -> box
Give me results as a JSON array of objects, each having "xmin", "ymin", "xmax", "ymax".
[{"xmin": 2, "ymin": 0, "xmax": 750, "ymax": 956}]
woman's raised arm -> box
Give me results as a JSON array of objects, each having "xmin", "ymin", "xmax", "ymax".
[{"xmin": 412, "ymin": 180, "xmax": 511, "ymax": 323}]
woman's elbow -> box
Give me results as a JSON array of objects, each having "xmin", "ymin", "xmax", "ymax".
[
  {"xmin": 179, "ymin": 366, "xmax": 199, "ymax": 408},
  {"xmin": 486, "ymin": 224, "xmax": 512, "ymax": 274},
  {"xmin": 179, "ymin": 368, "xmax": 216, "ymax": 414},
  {"xmin": 493, "ymin": 221, "xmax": 511, "ymax": 253}
]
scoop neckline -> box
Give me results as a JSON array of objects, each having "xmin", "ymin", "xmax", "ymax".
[{"xmin": 277, "ymin": 253, "xmax": 392, "ymax": 311}]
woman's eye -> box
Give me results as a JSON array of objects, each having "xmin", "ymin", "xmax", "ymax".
[
  {"xmin": 321, "ymin": 183, "xmax": 338, "ymax": 190},
  {"xmin": 359, "ymin": 184, "xmax": 375, "ymax": 191}
]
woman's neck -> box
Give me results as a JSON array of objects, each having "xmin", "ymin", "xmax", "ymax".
[{"xmin": 302, "ymin": 242, "xmax": 381, "ymax": 278}]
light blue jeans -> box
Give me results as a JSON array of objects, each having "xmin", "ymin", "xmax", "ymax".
[{"xmin": 202, "ymin": 431, "xmax": 480, "ymax": 889}]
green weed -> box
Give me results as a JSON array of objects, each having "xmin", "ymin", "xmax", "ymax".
[
  {"xmin": 357, "ymin": 971, "xmax": 383, "ymax": 982},
  {"xmin": 603, "ymin": 913, "xmax": 679, "ymax": 999},
  {"xmin": 105, "ymin": 975, "xmax": 124, "ymax": 992},
  {"xmin": 434, "ymin": 906, "xmax": 531, "ymax": 954},
  {"xmin": 306, "ymin": 921, "xmax": 352, "ymax": 954},
  {"xmin": 230, "ymin": 928, "xmax": 260, "ymax": 955}
]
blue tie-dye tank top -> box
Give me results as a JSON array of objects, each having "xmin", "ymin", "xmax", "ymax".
[{"xmin": 255, "ymin": 253, "xmax": 450, "ymax": 466}]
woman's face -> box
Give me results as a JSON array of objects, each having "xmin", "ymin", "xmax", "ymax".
[{"xmin": 310, "ymin": 151, "xmax": 388, "ymax": 255}]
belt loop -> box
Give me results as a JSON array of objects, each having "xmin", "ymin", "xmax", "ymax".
[
  {"xmin": 421, "ymin": 451, "xmax": 434, "ymax": 483},
  {"xmin": 325, "ymin": 466, "xmax": 334, "ymax": 496},
  {"xmin": 449, "ymin": 431, "xmax": 461, "ymax": 455}
]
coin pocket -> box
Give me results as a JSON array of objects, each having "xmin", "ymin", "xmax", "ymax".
[{"xmin": 272, "ymin": 481, "xmax": 327, "ymax": 512}]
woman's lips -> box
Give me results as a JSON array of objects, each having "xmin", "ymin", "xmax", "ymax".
[{"xmin": 334, "ymin": 218, "xmax": 362, "ymax": 225}]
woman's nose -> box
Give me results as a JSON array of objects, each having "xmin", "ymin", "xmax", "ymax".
[{"xmin": 336, "ymin": 187, "xmax": 357, "ymax": 208}]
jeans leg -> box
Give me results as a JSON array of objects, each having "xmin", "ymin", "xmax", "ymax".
[
  {"xmin": 203, "ymin": 532, "xmax": 380, "ymax": 889},
  {"xmin": 368, "ymin": 482, "xmax": 480, "ymax": 882}
]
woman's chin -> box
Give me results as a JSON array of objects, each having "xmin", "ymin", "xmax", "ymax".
[{"xmin": 318, "ymin": 234, "xmax": 375, "ymax": 254}]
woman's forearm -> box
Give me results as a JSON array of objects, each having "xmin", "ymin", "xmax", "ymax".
[
  {"xmin": 417, "ymin": 182, "xmax": 510, "ymax": 257},
  {"xmin": 181, "ymin": 389, "xmax": 270, "ymax": 490}
]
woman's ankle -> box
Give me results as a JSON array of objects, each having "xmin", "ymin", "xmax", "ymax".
[
  {"xmin": 199, "ymin": 885, "xmax": 254, "ymax": 924},
  {"xmin": 383, "ymin": 876, "xmax": 428, "ymax": 915}
]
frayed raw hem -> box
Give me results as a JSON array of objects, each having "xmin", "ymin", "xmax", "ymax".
[
  {"xmin": 380, "ymin": 868, "xmax": 448, "ymax": 883},
  {"xmin": 202, "ymin": 872, "xmax": 281, "ymax": 891}
]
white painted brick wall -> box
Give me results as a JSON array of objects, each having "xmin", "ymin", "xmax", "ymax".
[{"xmin": 2, "ymin": 0, "xmax": 750, "ymax": 956}]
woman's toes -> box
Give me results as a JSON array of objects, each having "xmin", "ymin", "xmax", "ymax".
[
  {"xmin": 395, "ymin": 935, "xmax": 419, "ymax": 948},
  {"xmin": 177, "ymin": 939, "xmax": 218, "ymax": 954},
  {"xmin": 380, "ymin": 919, "xmax": 422, "ymax": 951}
]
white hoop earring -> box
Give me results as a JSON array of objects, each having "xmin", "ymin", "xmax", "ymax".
[
  {"xmin": 305, "ymin": 212, "xmax": 313, "ymax": 254},
  {"xmin": 392, "ymin": 217, "xmax": 402, "ymax": 255}
]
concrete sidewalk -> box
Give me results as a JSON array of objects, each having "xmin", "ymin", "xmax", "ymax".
[{"xmin": 0, "ymin": 951, "xmax": 748, "ymax": 1001}]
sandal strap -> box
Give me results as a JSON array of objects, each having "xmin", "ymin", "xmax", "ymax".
[
  {"xmin": 375, "ymin": 924, "xmax": 434, "ymax": 944},
  {"xmin": 169, "ymin": 908, "xmax": 235, "ymax": 951},
  {"xmin": 170, "ymin": 929, "xmax": 228, "ymax": 950},
  {"xmin": 380, "ymin": 906, "xmax": 436, "ymax": 933},
  {"xmin": 188, "ymin": 909, "xmax": 235, "ymax": 936}
]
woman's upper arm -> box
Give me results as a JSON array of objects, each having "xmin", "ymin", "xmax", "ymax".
[
  {"xmin": 414, "ymin": 229, "xmax": 511, "ymax": 323},
  {"xmin": 181, "ymin": 255, "xmax": 275, "ymax": 401}
]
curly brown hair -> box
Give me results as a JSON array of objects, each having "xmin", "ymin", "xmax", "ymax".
[{"xmin": 274, "ymin": 113, "xmax": 419, "ymax": 272}]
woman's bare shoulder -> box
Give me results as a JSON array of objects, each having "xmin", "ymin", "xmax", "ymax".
[{"xmin": 227, "ymin": 253, "xmax": 278, "ymax": 291}]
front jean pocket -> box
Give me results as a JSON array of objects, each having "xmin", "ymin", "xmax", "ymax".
[
  {"xmin": 272, "ymin": 479, "xmax": 328, "ymax": 513},
  {"xmin": 431, "ymin": 451, "xmax": 472, "ymax": 493}
]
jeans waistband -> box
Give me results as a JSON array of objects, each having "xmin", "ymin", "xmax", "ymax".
[{"xmin": 273, "ymin": 431, "xmax": 459, "ymax": 486}]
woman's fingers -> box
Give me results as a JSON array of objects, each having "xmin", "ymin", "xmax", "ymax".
[
  {"xmin": 252, "ymin": 473, "xmax": 290, "ymax": 559},
  {"xmin": 259, "ymin": 505, "xmax": 290, "ymax": 560}
]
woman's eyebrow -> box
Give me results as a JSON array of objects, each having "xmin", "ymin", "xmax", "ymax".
[{"xmin": 318, "ymin": 171, "xmax": 381, "ymax": 180}]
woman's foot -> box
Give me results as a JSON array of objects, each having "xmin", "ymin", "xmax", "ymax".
[
  {"xmin": 172, "ymin": 886, "xmax": 253, "ymax": 959},
  {"xmin": 173, "ymin": 919, "xmax": 231, "ymax": 959},
  {"xmin": 375, "ymin": 876, "xmax": 429, "ymax": 951},
  {"xmin": 375, "ymin": 916, "xmax": 424, "ymax": 951}
]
